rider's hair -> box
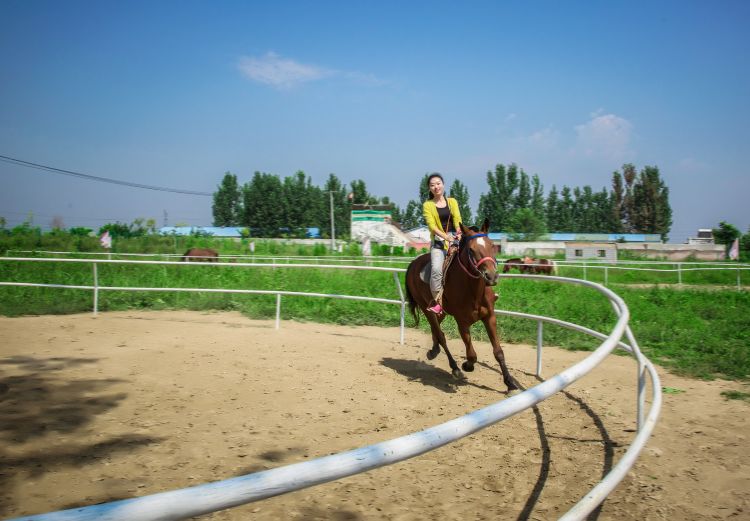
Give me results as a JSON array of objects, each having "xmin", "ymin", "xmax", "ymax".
[{"xmin": 426, "ymin": 173, "xmax": 445, "ymax": 200}]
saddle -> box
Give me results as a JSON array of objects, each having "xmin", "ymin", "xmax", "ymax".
[{"xmin": 418, "ymin": 245, "xmax": 459, "ymax": 285}]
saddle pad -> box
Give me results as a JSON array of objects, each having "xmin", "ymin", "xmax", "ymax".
[{"xmin": 419, "ymin": 262, "xmax": 431, "ymax": 284}]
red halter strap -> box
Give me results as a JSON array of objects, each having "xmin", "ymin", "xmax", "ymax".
[{"xmin": 475, "ymin": 256, "xmax": 497, "ymax": 268}]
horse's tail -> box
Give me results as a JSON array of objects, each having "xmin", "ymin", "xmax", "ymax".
[{"xmin": 404, "ymin": 261, "xmax": 420, "ymax": 326}]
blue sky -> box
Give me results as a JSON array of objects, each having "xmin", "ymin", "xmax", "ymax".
[{"xmin": 1, "ymin": 0, "xmax": 748, "ymax": 242}]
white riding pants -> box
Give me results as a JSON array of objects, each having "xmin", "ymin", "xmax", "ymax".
[{"xmin": 430, "ymin": 246, "xmax": 446, "ymax": 300}]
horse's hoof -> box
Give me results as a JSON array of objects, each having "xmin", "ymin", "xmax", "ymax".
[
  {"xmin": 452, "ymin": 368, "xmax": 466, "ymax": 380},
  {"xmin": 461, "ymin": 361, "xmax": 475, "ymax": 372},
  {"xmin": 427, "ymin": 347, "xmax": 440, "ymax": 360}
]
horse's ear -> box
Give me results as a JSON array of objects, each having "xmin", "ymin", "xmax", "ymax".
[
  {"xmin": 460, "ymin": 222, "xmax": 470, "ymax": 235},
  {"xmin": 481, "ymin": 218, "xmax": 489, "ymax": 233}
]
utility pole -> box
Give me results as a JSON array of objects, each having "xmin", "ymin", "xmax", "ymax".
[{"xmin": 329, "ymin": 190, "xmax": 336, "ymax": 251}]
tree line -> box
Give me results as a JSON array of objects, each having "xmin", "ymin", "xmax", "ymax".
[{"xmin": 212, "ymin": 163, "xmax": 674, "ymax": 241}]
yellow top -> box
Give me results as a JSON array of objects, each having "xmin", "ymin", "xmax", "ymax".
[{"xmin": 422, "ymin": 197, "xmax": 462, "ymax": 249}]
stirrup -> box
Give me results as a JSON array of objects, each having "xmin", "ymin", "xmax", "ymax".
[{"xmin": 427, "ymin": 302, "xmax": 444, "ymax": 314}]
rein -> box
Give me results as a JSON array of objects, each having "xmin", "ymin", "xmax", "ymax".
[{"xmin": 457, "ymin": 233, "xmax": 497, "ymax": 279}]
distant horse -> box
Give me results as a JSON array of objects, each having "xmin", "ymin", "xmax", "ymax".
[
  {"xmin": 181, "ymin": 248, "xmax": 219, "ymax": 262},
  {"xmin": 502, "ymin": 258, "xmax": 528, "ymax": 273},
  {"xmin": 524, "ymin": 258, "xmax": 557, "ymax": 275},
  {"xmin": 405, "ymin": 220, "xmax": 517, "ymax": 391}
]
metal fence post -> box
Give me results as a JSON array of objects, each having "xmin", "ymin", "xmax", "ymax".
[
  {"xmin": 392, "ymin": 272, "xmax": 405, "ymax": 345},
  {"xmin": 604, "ymin": 266, "xmax": 608, "ymax": 286},
  {"xmin": 583, "ymin": 262, "xmax": 587, "ymax": 281},
  {"xmin": 93, "ymin": 262, "xmax": 99, "ymax": 316},
  {"xmin": 275, "ymin": 294, "xmax": 281, "ymax": 329},
  {"xmin": 678, "ymin": 263, "xmax": 682, "ymax": 285},
  {"xmin": 536, "ymin": 320, "xmax": 543, "ymax": 378}
]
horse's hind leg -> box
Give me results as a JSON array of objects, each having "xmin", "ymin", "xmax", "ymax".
[
  {"xmin": 425, "ymin": 312, "xmax": 464, "ymax": 380},
  {"xmin": 482, "ymin": 314, "xmax": 518, "ymax": 391}
]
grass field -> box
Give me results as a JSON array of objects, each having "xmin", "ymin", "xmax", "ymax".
[{"xmin": 1, "ymin": 257, "xmax": 748, "ymax": 381}]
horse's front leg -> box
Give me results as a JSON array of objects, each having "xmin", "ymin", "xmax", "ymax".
[
  {"xmin": 425, "ymin": 312, "xmax": 464, "ymax": 380},
  {"xmin": 482, "ymin": 314, "xmax": 518, "ymax": 391},
  {"xmin": 425, "ymin": 312, "xmax": 442, "ymax": 360},
  {"xmin": 457, "ymin": 322, "xmax": 477, "ymax": 373}
]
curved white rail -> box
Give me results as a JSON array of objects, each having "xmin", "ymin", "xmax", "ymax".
[{"xmin": 1, "ymin": 259, "xmax": 661, "ymax": 520}]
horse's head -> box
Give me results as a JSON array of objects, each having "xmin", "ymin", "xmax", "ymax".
[{"xmin": 460, "ymin": 219, "xmax": 499, "ymax": 286}]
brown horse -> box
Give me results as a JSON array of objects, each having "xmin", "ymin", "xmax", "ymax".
[
  {"xmin": 181, "ymin": 247, "xmax": 219, "ymax": 262},
  {"xmin": 405, "ymin": 220, "xmax": 517, "ymax": 391},
  {"xmin": 502, "ymin": 258, "xmax": 528, "ymax": 273},
  {"xmin": 524, "ymin": 258, "xmax": 557, "ymax": 275}
]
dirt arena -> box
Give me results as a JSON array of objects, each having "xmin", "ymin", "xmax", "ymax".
[{"xmin": 1, "ymin": 311, "xmax": 748, "ymax": 520}]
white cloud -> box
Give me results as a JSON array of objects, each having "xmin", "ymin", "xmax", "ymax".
[
  {"xmin": 237, "ymin": 52, "xmax": 385, "ymax": 89},
  {"xmin": 573, "ymin": 113, "xmax": 634, "ymax": 160},
  {"xmin": 237, "ymin": 52, "xmax": 332, "ymax": 89},
  {"xmin": 525, "ymin": 125, "xmax": 560, "ymax": 148}
]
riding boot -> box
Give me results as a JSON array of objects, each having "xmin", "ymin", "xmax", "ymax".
[{"xmin": 427, "ymin": 298, "xmax": 444, "ymax": 315}]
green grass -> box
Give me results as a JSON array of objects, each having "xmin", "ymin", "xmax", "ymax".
[
  {"xmin": 720, "ymin": 390, "xmax": 750, "ymax": 401},
  {"xmin": 1, "ymin": 258, "xmax": 749, "ymax": 381},
  {"xmin": 553, "ymin": 262, "xmax": 748, "ymax": 287}
]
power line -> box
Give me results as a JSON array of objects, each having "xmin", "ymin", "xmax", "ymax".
[{"xmin": 0, "ymin": 154, "xmax": 213, "ymax": 196}]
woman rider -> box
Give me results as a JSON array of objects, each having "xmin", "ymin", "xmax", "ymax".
[{"xmin": 422, "ymin": 173, "xmax": 462, "ymax": 314}]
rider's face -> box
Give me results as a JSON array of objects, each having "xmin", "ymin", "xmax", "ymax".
[{"xmin": 429, "ymin": 178, "xmax": 444, "ymax": 198}]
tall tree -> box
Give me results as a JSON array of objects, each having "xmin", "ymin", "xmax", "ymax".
[
  {"xmin": 621, "ymin": 163, "xmax": 637, "ymax": 232},
  {"xmin": 448, "ymin": 179, "xmax": 472, "ymax": 225},
  {"xmin": 350, "ymin": 179, "xmax": 379, "ymax": 205},
  {"xmin": 507, "ymin": 208, "xmax": 547, "ymax": 240},
  {"xmin": 281, "ymin": 171, "xmax": 323, "ymax": 236},
  {"xmin": 712, "ymin": 221, "xmax": 741, "ymax": 246},
  {"xmin": 530, "ymin": 174, "xmax": 545, "ymax": 217},
  {"xmin": 478, "ymin": 163, "xmax": 521, "ymax": 231},
  {"xmin": 558, "ymin": 186, "xmax": 574, "ymax": 232},
  {"xmin": 241, "ymin": 172, "xmax": 284, "ymax": 236},
  {"xmin": 594, "ymin": 187, "xmax": 615, "ymax": 233},
  {"xmin": 577, "ymin": 186, "xmax": 597, "ymax": 232},
  {"xmin": 515, "ymin": 171, "xmax": 531, "ymax": 210},
  {"xmin": 630, "ymin": 166, "xmax": 672, "ymax": 240},
  {"xmin": 611, "ymin": 170, "xmax": 625, "ymax": 233},
  {"xmin": 324, "ymin": 174, "xmax": 350, "ymax": 238},
  {"xmin": 545, "ymin": 184, "xmax": 560, "ymax": 231},
  {"xmin": 418, "ymin": 173, "xmax": 431, "ymax": 202},
  {"xmin": 212, "ymin": 172, "xmax": 242, "ymax": 226},
  {"xmin": 400, "ymin": 200, "xmax": 423, "ymax": 230}
]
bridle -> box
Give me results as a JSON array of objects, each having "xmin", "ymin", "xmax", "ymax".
[{"xmin": 456, "ymin": 233, "xmax": 497, "ymax": 279}]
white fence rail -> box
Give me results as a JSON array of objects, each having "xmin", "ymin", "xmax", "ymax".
[
  {"xmin": 8, "ymin": 250, "xmax": 750, "ymax": 286},
  {"xmin": 0, "ymin": 257, "xmax": 661, "ymax": 520}
]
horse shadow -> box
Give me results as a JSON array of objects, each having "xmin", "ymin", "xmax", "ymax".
[
  {"xmin": 477, "ymin": 362, "xmax": 614, "ymax": 520},
  {"xmin": 0, "ymin": 355, "xmax": 163, "ymax": 517},
  {"xmin": 379, "ymin": 357, "xmax": 503, "ymax": 394}
]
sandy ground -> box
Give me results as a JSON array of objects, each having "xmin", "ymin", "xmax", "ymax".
[{"xmin": 1, "ymin": 310, "xmax": 748, "ymax": 521}]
